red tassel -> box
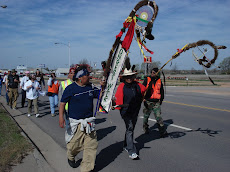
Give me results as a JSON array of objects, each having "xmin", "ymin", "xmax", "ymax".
[
  {"xmin": 138, "ymin": 39, "xmax": 154, "ymax": 54},
  {"xmin": 177, "ymin": 49, "xmax": 184, "ymax": 53},
  {"xmin": 122, "ymin": 20, "xmax": 135, "ymax": 51},
  {"xmin": 116, "ymin": 31, "xmax": 123, "ymax": 39}
]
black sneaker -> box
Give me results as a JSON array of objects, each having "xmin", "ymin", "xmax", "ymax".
[
  {"xmin": 160, "ymin": 131, "xmax": 168, "ymax": 138},
  {"xmin": 67, "ymin": 159, "xmax": 78, "ymax": 168},
  {"xmin": 158, "ymin": 125, "xmax": 168, "ymax": 138}
]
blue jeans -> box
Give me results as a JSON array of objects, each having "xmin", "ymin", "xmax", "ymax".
[
  {"xmin": 0, "ymin": 85, "xmax": 2, "ymax": 96},
  {"xmin": 48, "ymin": 93, "xmax": 58, "ymax": 114},
  {"xmin": 122, "ymin": 114, "xmax": 138, "ymax": 155},
  {"xmin": 64, "ymin": 110, "xmax": 70, "ymax": 130},
  {"xmin": 5, "ymin": 85, "xmax": 9, "ymax": 104}
]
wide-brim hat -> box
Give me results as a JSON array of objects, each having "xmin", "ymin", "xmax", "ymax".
[
  {"xmin": 120, "ymin": 68, "xmax": 137, "ymax": 77},
  {"xmin": 11, "ymin": 69, "xmax": 17, "ymax": 73}
]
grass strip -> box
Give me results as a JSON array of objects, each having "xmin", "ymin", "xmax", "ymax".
[{"xmin": 0, "ymin": 105, "xmax": 33, "ymax": 172}]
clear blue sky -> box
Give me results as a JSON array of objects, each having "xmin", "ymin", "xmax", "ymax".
[{"xmin": 0, "ymin": 0, "xmax": 229, "ymax": 70}]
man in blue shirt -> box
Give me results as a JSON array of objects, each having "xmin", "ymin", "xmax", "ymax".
[{"xmin": 59, "ymin": 65, "xmax": 104, "ymax": 172}]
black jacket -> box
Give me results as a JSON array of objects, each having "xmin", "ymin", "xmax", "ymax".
[
  {"xmin": 120, "ymin": 81, "xmax": 143, "ymax": 116},
  {"xmin": 8, "ymin": 74, "xmax": 19, "ymax": 88}
]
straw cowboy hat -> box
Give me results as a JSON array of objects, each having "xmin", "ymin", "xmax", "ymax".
[{"xmin": 120, "ymin": 68, "xmax": 137, "ymax": 77}]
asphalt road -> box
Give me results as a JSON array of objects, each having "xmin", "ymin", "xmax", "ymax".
[{"xmin": 2, "ymin": 85, "xmax": 230, "ymax": 172}]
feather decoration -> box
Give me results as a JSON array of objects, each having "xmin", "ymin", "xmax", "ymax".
[
  {"xmin": 125, "ymin": 57, "xmax": 131, "ymax": 70},
  {"xmin": 131, "ymin": 65, "xmax": 136, "ymax": 72}
]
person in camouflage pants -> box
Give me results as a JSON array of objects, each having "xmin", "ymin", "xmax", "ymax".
[{"xmin": 142, "ymin": 67, "xmax": 168, "ymax": 137}]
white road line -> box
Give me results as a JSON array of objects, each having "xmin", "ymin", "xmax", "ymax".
[
  {"xmin": 139, "ymin": 116, "xmax": 193, "ymax": 131},
  {"xmin": 165, "ymin": 94, "xmax": 175, "ymax": 97}
]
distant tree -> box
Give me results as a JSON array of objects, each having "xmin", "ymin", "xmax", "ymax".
[
  {"xmin": 70, "ymin": 64, "xmax": 75, "ymax": 68},
  {"xmin": 149, "ymin": 61, "xmax": 161, "ymax": 70},
  {"xmin": 79, "ymin": 59, "xmax": 89, "ymax": 65},
  {"xmin": 219, "ymin": 57, "xmax": 230, "ymax": 74},
  {"xmin": 171, "ymin": 63, "xmax": 178, "ymax": 74},
  {"xmin": 133, "ymin": 64, "xmax": 140, "ymax": 71},
  {"xmin": 141, "ymin": 61, "xmax": 161, "ymax": 71},
  {"xmin": 140, "ymin": 61, "xmax": 161, "ymax": 75},
  {"xmin": 190, "ymin": 67, "xmax": 196, "ymax": 74},
  {"xmin": 44, "ymin": 67, "xmax": 49, "ymax": 72}
]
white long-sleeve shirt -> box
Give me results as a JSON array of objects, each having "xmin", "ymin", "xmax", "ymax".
[
  {"xmin": 20, "ymin": 76, "xmax": 29, "ymax": 90},
  {"xmin": 3, "ymin": 75, "xmax": 8, "ymax": 83},
  {"xmin": 65, "ymin": 117, "xmax": 96, "ymax": 144},
  {"xmin": 24, "ymin": 80, "xmax": 40, "ymax": 100}
]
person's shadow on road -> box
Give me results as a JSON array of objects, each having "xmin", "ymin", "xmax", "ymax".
[
  {"xmin": 93, "ymin": 125, "xmax": 120, "ymax": 171},
  {"xmin": 97, "ymin": 126, "xmax": 116, "ymax": 141},
  {"xmin": 94, "ymin": 141, "xmax": 123, "ymax": 171},
  {"xmin": 135, "ymin": 119, "xmax": 186, "ymax": 155},
  {"xmin": 95, "ymin": 118, "xmax": 106, "ymax": 125}
]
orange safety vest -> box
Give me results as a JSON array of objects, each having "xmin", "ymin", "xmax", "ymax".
[
  {"xmin": 146, "ymin": 77, "xmax": 161, "ymax": 99},
  {"xmin": 48, "ymin": 80, "xmax": 59, "ymax": 94}
]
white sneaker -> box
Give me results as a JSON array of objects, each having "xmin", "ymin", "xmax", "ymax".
[
  {"xmin": 27, "ymin": 114, "xmax": 31, "ymax": 117},
  {"xmin": 36, "ymin": 114, "xmax": 40, "ymax": 118},
  {"xmin": 129, "ymin": 153, "xmax": 138, "ymax": 160}
]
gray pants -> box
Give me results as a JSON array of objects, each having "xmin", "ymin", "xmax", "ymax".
[{"xmin": 122, "ymin": 114, "xmax": 138, "ymax": 155}]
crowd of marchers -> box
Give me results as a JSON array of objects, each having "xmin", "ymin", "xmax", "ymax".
[{"xmin": 0, "ymin": 64, "xmax": 168, "ymax": 172}]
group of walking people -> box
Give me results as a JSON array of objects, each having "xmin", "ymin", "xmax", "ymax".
[
  {"xmin": 57, "ymin": 64, "xmax": 168, "ymax": 172},
  {"xmin": 1, "ymin": 69, "xmax": 61, "ymax": 118},
  {"xmin": 1, "ymin": 64, "xmax": 168, "ymax": 172}
]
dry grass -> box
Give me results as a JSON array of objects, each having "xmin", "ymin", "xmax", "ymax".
[{"xmin": 0, "ymin": 105, "xmax": 33, "ymax": 172}]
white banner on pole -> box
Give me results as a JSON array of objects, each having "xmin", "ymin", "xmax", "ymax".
[{"xmin": 101, "ymin": 44, "xmax": 127, "ymax": 112}]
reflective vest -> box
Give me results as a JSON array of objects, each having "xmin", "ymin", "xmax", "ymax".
[
  {"xmin": 61, "ymin": 79, "xmax": 72, "ymax": 111},
  {"xmin": 48, "ymin": 80, "xmax": 59, "ymax": 94},
  {"xmin": 146, "ymin": 77, "xmax": 161, "ymax": 99}
]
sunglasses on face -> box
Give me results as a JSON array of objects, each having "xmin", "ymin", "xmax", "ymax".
[{"xmin": 124, "ymin": 75, "xmax": 135, "ymax": 79}]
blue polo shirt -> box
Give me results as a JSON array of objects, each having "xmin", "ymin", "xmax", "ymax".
[{"xmin": 61, "ymin": 82, "xmax": 100, "ymax": 120}]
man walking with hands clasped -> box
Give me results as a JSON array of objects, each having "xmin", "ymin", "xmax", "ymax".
[
  {"xmin": 20, "ymin": 71, "xmax": 30, "ymax": 108},
  {"xmin": 24, "ymin": 74, "xmax": 41, "ymax": 117}
]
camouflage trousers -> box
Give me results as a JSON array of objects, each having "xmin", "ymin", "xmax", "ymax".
[{"xmin": 143, "ymin": 101, "xmax": 164, "ymax": 127}]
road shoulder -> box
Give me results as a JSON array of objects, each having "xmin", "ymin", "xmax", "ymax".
[{"xmin": 0, "ymin": 96, "xmax": 79, "ymax": 172}]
